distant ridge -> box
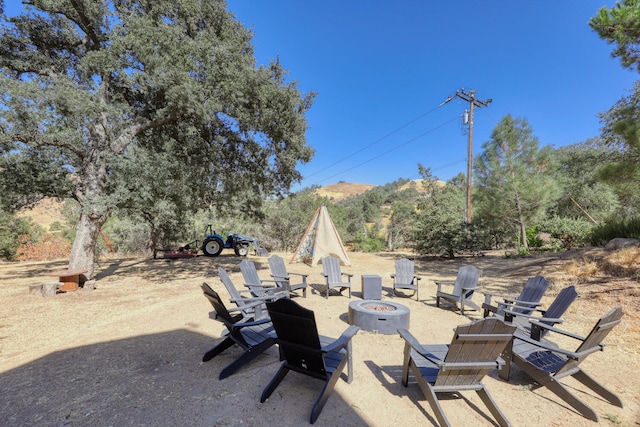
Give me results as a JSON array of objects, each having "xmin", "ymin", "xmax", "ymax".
[{"xmin": 315, "ymin": 182, "xmax": 376, "ymax": 202}]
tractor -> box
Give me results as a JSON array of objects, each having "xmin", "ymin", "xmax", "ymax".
[{"xmin": 200, "ymin": 225, "xmax": 261, "ymax": 257}]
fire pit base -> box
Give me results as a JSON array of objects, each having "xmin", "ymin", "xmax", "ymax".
[{"xmin": 348, "ymin": 300, "xmax": 410, "ymax": 335}]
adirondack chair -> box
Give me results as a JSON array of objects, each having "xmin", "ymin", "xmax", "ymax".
[
  {"xmin": 503, "ymin": 285, "xmax": 578, "ymax": 339},
  {"xmin": 240, "ymin": 259, "xmax": 289, "ymax": 300},
  {"xmin": 320, "ymin": 255, "xmax": 353, "ymax": 298},
  {"xmin": 482, "ymin": 275, "xmax": 550, "ymax": 318},
  {"xmin": 434, "ymin": 265, "xmax": 481, "ymax": 315},
  {"xmin": 201, "ymin": 286, "xmax": 277, "ymax": 380},
  {"xmin": 390, "ymin": 258, "xmax": 422, "ymax": 300},
  {"xmin": 268, "ymin": 254, "xmax": 308, "ymax": 298},
  {"xmin": 399, "ymin": 317, "xmax": 516, "ymax": 427},
  {"xmin": 498, "ymin": 285, "xmax": 579, "ymax": 381},
  {"xmin": 260, "ymin": 298, "xmax": 360, "ymax": 424},
  {"xmin": 508, "ymin": 306, "xmax": 624, "ymax": 422},
  {"xmin": 216, "ymin": 267, "xmax": 277, "ymax": 320}
]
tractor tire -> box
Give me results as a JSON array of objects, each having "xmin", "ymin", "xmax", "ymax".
[
  {"xmin": 202, "ymin": 237, "xmax": 224, "ymax": 257},
  {"xmin": 234, "ymin": 244, "xmax": 249, "ymax": 257}
]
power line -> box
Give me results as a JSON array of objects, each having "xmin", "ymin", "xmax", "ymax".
[
  {"xmin": 313, "ymin": 115, "xmax": 460, "ymax": 185},
  {"xmin": 304, "ymin": 102, "xmax": 448, "ymax": 180}
]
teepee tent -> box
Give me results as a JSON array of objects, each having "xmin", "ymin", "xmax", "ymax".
[{"xmin": 290, "ymin": 205, "xmax": 351, "ymax": 266}]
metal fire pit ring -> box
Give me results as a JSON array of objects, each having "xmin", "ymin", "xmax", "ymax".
[{"xmin": 348, "ymin": 300, "xmax": 410, "ymax": 335}]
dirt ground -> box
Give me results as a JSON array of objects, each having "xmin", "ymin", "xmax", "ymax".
[{"xmin": 0, "ymin": 248, "xmax": 638, "ymax": 427}]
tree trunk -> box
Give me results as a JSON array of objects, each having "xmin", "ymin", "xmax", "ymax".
[
  {"xmin": 69, "ymin": 212, "xmax": 106, "ymax": 279},
  {"xmin": 514, "ymin": 192, "xmax": 528, "ymax": 251}
]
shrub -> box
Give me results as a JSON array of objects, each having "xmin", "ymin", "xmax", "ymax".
[
  {"xmin": 590, "ymin": 217, "xmax": 640, "ymax": 246},
  {"xmin": 537, "ymin": 216, "xmax": 594, "ymax": 249},
  {"xmin": 17, "ymin": 233, "xmax": 71, "ymax": 261}
]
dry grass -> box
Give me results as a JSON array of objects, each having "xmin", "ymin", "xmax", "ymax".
[{"xmin": 563, "ymin": 246, "xmax": 640, "ymax": 282}]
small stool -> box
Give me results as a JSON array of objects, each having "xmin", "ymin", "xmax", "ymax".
[{"xmin": 361, "ymin": 274, "xmax": 382, "ymax": 300}]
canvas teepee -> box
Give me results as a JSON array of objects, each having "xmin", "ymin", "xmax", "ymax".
[{"xmin": 290, "ymin": 205, "xmax": 351, "ymax": 266}]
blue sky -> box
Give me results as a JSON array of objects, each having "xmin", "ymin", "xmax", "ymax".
[
  {"xmin": 5, "ymin": 1, "xmax": 637, "ymax": 191},
  {"xmin": 226, "ymin": 1, "xmax": 638, "ymax": 191}
]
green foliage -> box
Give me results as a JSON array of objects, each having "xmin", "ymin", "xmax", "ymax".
[
  {"xmin": 590, "ymin": 217, "xmax": 640, "ymax": 246},
  {"xmin": 353, "ymin": 224, "xmax": 386, "ymax": 253},
  {"xmin": 590, "ymin": 1, "xmax": 640, "ymax": 72},
  {"xmin": 413, "ymin": 168, "xmax": 472, "ymax": 258},
  {"xmin": 474, "ymin": 114, "xmax": 561, "ymax": 250},
  {"xmin": 260, "ymin": 192, "xmax": 329, "ymax": 251},
  {"xmin": 537, "ymin": 216, "xmax": 594, "ymax": 249},
  {"xmin": 526, "ymin": 226, "xmax": 543, "ymax": 248},
  {"xmin": 387, "ymin": 200, "xmax": 416, "ymax": 250},
  {"xmin": 0, "ymin": 212, "xmax": 39, "ymax": 260},
  {"xmin": 0, "ymin": 0, "xmax": 315, "ymax": 270},
  {"xmin": 595, "ymin": 82, "xmax": 640, "ymax": 215},
  {"xmin": 550, "ymin": 139, "xmax": 622, "ymax": 221}
]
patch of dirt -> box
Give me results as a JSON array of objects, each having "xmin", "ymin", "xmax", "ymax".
[{"xmin": 0, "ymin": 249, "xmax": 638, "ymax": 426}]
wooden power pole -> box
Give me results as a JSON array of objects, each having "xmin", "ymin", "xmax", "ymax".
[{"xmin": 454, "ymin": 89, "xmax": 491, "ymax": 224}]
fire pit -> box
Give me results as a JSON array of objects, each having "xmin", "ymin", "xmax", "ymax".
[{"xmin": 348, "ymin": 300, "xmax": 410, "ymax": 335}]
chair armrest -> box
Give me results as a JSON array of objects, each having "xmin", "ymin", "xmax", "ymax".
[
  {"xmin": 462, "ymin": 285, "xmax": 479, "ymax": 291},
  {"xmin": 414, "ymin": 275, "xmax": 422, "ymax": 281},
  {"xmin": 288, "ymin": 272, "xmax": 308, "ymax": 279},
  {"xmin": 527, "ymin": 319, "xmax": 586, "ymax": 341},
  {"xmin": 342, "ymin": 272, "xmax": 353, "ymax": 278},
  {"xmin": 390, "ymin": 273, "xmax": 396, "ymax": 278},
  {"xmin": 322, "ymin": 325, "xmax": 360, "ymax": 353},
  {"xmin": 233, "ymin": 317, "xmax": 273, "ymax": 328},
  {"xmin": 515, "ymin": 334, "xmax": 602, "ymax": 359},
  {"xmin": 398, "ymin": 329, "xmax": 443, "ymax": 367},
  {"xmin": 243, "ymin": 282, "xmax": 277, "ymax": 289},
  {"xmin": 434, "ymin": 280, "xmax": 454, "ymax": 292},
  {"xmin": 270, "ymin": 273, "xmax": 289, "ymax": 281}
]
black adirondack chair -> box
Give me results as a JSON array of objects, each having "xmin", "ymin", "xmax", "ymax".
[
  {"xmin": 201, "ymin": 286, "xmax": 277, "ymax": 380},
  {"xmin": 509, "ymin": 306, "xmax": 624, "ymax": 422},
  {"xmin": 482, "ymin": 275, "xmax": 550, "ymax": 318},
  {"xmin": 399, "ymin": 317, "xmax": 516, "ymax": 427},
  {"xmin": 391, "ymin": 257, "xmax": 422, "ymax": 300},
  {"xmin": 260, "ymin": 298, "xmax": 359, "ymax": 424}
]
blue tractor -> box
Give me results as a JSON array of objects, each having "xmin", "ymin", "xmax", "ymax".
[{"xmin": 200, "ymin": 225, "xmax": 261, "ymax": 257}]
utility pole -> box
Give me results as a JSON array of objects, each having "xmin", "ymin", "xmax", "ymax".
[{"xmin": 454, "ymin": 89, "xmax": 491, "ymax": 224}]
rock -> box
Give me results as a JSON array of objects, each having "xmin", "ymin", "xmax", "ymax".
[{"xmin": 604, "ymin": 238, "xmax": 640, "ymax": 251}]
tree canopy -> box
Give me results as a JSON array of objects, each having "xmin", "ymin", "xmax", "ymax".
[
  {"xmin": 474, "ymin": 115, "xmax": 560, "ymax": 250},
  {"xmin": 0, "ymin": 0, "xmax": 315, "ymax": 276}
]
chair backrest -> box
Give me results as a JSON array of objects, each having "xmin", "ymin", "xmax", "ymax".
[
  {"xmin": 218, "ymin": 267, "xmax": 243, "ymax": 301},
  {"xmin": 512, "ymin": 275, "xmax": 550, "ymax": 314},
  {"xmin": 240, "ymin": 259, "xmax": 261, "ymax": 286},
  {"xmin": 322, "ymin": 256, "xmax": 342, "ymax": 283},
  {"xmin": 201, "ymin": 285, "xmax": 234, "ymax": 327},
  {"xmin": 542, "ymin": 285, "xmax": 578, "ymax": 323},
  {"xmin": 436, "ymin": 317, "xmax": 516, "ymax": 387},
  {"xmin": 268, "ymin": 255, "xmax": 288, "ymax": 287},
  {"xmin": 266, "ymin": 298, "xmax": 325, "ymax": 374},
  {"xmin": 394, "ymin": 258, "xmax": 415, "ymax": 284},
  {"xmin": 451, "ymin": 265, "xmax": 482, "ymax": 297},
  {"xmin": 556, "ymin": 306, "xmax": 623, "ymax": 377}
]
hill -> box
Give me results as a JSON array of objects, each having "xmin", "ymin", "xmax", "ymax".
[
  {"xmin": 314, "ymin": 182, "xmax": 377, "ymax": 202},
  {"xmin": 16, "ymin": 198, "xmax": 65, "ymax": 231}
]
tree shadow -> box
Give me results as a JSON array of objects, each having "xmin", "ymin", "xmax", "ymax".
[{"xmin": 0, "ymin": 329, "xmax": 368, "ymax": 426}]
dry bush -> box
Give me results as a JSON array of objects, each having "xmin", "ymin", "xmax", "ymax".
[
  {"xmin": 16, "ymin": 233, "xmax": 71, "ymax": 261},
  {"xmin": 564, "ymin": 247, "xmax": 640, "ymax": 281}
]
